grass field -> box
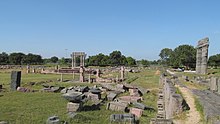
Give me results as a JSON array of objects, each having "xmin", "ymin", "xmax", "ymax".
[{"xmin": 0, "ymin": 68, "xmax": 160, "ymax": 124}]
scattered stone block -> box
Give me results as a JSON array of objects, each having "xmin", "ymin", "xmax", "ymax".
[
  {"xmin": 210, "ymin": 77, "xmax": 218, "ymax": 92},
  {"xmin": 118, "ymin": 96, "xmax": 142, "ymax": 104},
  {"xmin": 63, "ymin": 92, "xmax": 85, "ymax": 103},
  {"xmin": 87, "ymin": 92, "xmax": 101, "ymax": 101},
  {"xmin": 11, "ymin": 71, "xmax": 21, "ymax": 91},
  {"xmin": 110, "ymin": 114, "xmax": 135, "ymax": 124},
  {"xmin": 106, "ymin": 101, "xmax": 128, "ymax": 112},
  {"xmin": 130, "ymin": 108, "xmax": 143, "ymax": 118},
  {"xmin": 107, "ymin": 92, "xmax": 117, "ymax": 101},
  {"xmin": 67, "ymin": 102, "xmax": 83, "ymax": 112},
  {"xmin": 46, "ymin": 116, "xmax": 60, "ymax": 124}
]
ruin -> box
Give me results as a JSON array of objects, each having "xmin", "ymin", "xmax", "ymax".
[
  {"xmin": 71, "ymin": 52, "xmax": 86, "ymax": 68},
  {"xmin": 196, "ymin": 37, "xmax": 209, "ymax": 74},
  {"xmin": 11, "ymin": 71, "xmax": 21, "ymax": 91}
]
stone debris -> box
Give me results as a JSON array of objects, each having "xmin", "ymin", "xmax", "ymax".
[
  {"xmin": 193, "ymin": 89, "xmax": 220, "ymax": 123},
  {"xmin": 11, "ymin": 71, "xmax": 21, "ymax": 91},
  {"xmin": 118, "ymin": 96, "xmax": 142, "ymax": 104},
  {"xmin": 67, "ymin": 102, "xmax": 83, "ymax": 112},
  {"xmin": 130, "ymin": 108, "xmax": 143, "ymax": 118},
  {"xmin": 106, "ymin": 101, "xmax": 128, "ymax": 112},
  {"xmin": 110, "ymin": 114, "xmax": 135, "ymax": 124},
  {"xmin": 46, "ymin": 116, "xmax": 60, "ymax": 124},
  {"xmin": 0, "ymin": 121, "xmax": 8, "ymax": 124},
  {"xmin": 107, "ymin": 92, "xmax": 117, "ymax": 101}
]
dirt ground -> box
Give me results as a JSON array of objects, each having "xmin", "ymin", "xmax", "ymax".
[{"xmin": 174, "ymin": 85, "xmax": 201, "ymax": 124}]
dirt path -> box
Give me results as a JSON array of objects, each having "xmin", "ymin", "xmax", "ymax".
[{"xmin": 175, "ymin": 85, "xmax": 201, "ymax": 124}]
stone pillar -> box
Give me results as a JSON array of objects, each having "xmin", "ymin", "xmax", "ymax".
[
  {"xmin": 96, "ymin": 69, "xmax": 100, "ymax": 79},
  {"xmin": 60, "ymin": 73, "xmax": 63, "ymax": 82},
  {"xmin": 210, "ymin": 77, "xmax": 218, "ymax": 92},
  {"xmin": 120, "ymin": 66, "xmax": 125, "ymax": 80},
  {"xmin": 79, "ymin": 66, "xmax": 85, "ymax": 82},
  {"xmin": 71, "ymin": 53, "xmax": 74, "ymax": 69},
  {"xmin": 26, "ymin": 65, "xmax": 30, "ymax": 74},
  {"xmin": 196, "ymin": 37, "xmax": 209, "ymax": 74},
  {"xmin": 72, "ymin": 72, "xmax": 75, "ymax": 80},
  {"xmin": 11, "ymin": 71, "xmax": 21, "ymax": 91},
  {"xmin": 74, "ymin": 55, "xmax": 76, "ymax": 67}
]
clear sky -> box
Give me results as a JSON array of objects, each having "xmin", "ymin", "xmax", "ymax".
[{"xmin": 0, "ymin": 0, "xmax": 220, "ymax": 60}]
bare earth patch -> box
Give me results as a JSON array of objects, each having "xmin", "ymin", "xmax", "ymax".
[{"xmin": 174, "ymin": 85, "xmax": 201, "ymax": 124}]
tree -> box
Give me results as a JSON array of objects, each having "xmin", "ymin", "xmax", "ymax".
[
  {"xmin": 126, "ymin": 57, "xmax": 136, "ymax": 66},
  {"xmin": 50, "ymin": 56, "xmax": 59, "ymax": 63},
  {"xmin": 208, "ymin": 54, "xmax": 220, "ymax": 68},
  {"xmin": 0, "ymin": 52, "xmax": 9, "ymax": 65},
  {"xmin": 141, "ymin": 59, "xmax": 150, "ymax": 67},
  {"xmin": 170, "ymin": 45, "xmax": 196, "ymax": 69},
  {"xmin": 22, "ymin": 53, "xmax": 43, "ymax": 65},
  {"xmin": 9, "ymin": 52, "xmax": 25, "ymax": 65},
  {"xmin": 159, "ymin": 48, "xmax": 173, "ymax": 65},
  {"xmin": 109, "ymin": 51, "xmax": 123, "ymax": 66}
]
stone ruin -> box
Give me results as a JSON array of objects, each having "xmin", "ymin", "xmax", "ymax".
[
  {"xmin": 11, "ymin": 71, "xmax": 21, "ymax": 91},
  {"xmin": 71, "ymin": 52, "xmax": 86, "ymax": 68},
  {"xmin": 196, "ymin": 37, "xmax": 209, "ymax": 74},
  {"xmin": 151, "ymin": 75, "xmax": 189, "ymax": 123}
]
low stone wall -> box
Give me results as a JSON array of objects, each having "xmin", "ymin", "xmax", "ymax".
[{"xmin": 156, "ymin": 75, "xmax": 187, "ymax": 121}]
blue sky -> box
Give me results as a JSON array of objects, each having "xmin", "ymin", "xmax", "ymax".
[{"xmin": 0, "ymin": 0, "xmax": 220, "ymax": 60}]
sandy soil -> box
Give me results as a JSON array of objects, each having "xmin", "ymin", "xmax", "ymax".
[{"xmin": 174, "ymin": 85, "xmax": 201, "ymax": 124}]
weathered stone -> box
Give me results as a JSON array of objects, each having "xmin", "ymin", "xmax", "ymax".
[
  {"xmin": 118, "ymin": 96, "xmax": 142, "ymax": 104},
  {"xmin": 63, "ymin": 92, "xmax": 85, "ymax": 103},
  {"xmin": 218, "ymin": 79, "xmax": 220, "ymax": 94},
  {"xmin": 46, "ymin": 116, "xmax": 60, "ymax": 124},
  {"xmin": 133, "ymin": 102, "xmax": 155, "ymax": 111},
  {"xmin": 196, "ymin": 37, "xmax": 209, "ymax": 74},
  {"xmin": 110, "ymin": 114, "xmax": 135, "ymax": 124},
  {"xmin": 107, "ymin": 92, "xmax": 117, "ymax": 101},
  {"xmin": 130, "ymin": 108, "xmax": 143, "ymax": 118},
  {"xmin": 193, "ymin": 89, "xmax": 220, "ymax": 123},
  {"xmin": 106, "ymin": 101, "xmax": 128, "ymax": 112},
  {"xmin": 210, "ymin": 77, "xmax": 218, "ymax": 92},
  {"xmin": 87, "ymin": 92, "xmax": 101, "ymax": 101},
  {"xmin": 11, "ymin": 71, "xmax": 21, "ymax": 91},
  {"xmin": 67, "ymin": 102, "xmax": 83, "ymax": 112}
]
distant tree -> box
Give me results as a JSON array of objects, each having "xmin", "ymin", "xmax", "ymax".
[
  {"xmin": 208, "ymin": 54, "xmax": 220, "ymax": 68},
  {"xmin": 0, "ymin": 52, "xmax": 9, "ymax": 65},
  {"xmin": 141, "ymin": 59, "xmax": 150, "ymax": 67},
  {"xmin": 126, "ymin": 57, "xmax": 136, "ymax": 66},
  {"xmin": 9, "ymin": 52, "xmax": 25, "ymax": 65},
  {"xmin": 159, "ymin": 48, "xmax": 173, "ymax": 65},
  {"xmin": 50, "ymin": 56, "xmax": 59, "ymax": 63},
  {"xmin": 170, "ymin": 45, "xmax": 196, "ymax": 69},
  {"xmin": 22, "ymin": 53, "xmax": 43, "ymax": 65},
  {"xmin": 87, "ymin": 53, "xmax": 110, "ymax": 66},
  {"xmin": 109, "ymin": 51, "xmax": 123, "ymax": 66}
]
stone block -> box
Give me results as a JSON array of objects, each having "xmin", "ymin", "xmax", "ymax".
[
  {"xmin": 210, "ymin": 77, "xmax": 218, "ymax": 92},
  {"xmin": 107, "ymin": 92, "xmax": 117, "ymax": 101},
  {"xmin": 88, "ymin": 92, "xmax": 101, "ymax": 101},
  {"xmin": 106, "ymin": 101, "xmax": 128, "ymax": 112},
  {"xmin": 11, "ymin": 71, "xmax": 21, "ymax": 91},
  {"xmin": 130, "ymin": 108, "xmax": 143, "ymax": 118},
  {"xmin": 46, "ymin": 116, "xmax": 60, "ymax": 124},
  {"xmin": 67, "ymin": 102, "xmax": 83, "ymax": 112}
]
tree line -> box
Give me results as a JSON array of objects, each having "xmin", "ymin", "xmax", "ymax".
[
  {"xmin": 159, "ymin": 45, "xmax": 220, "ymax": 69},
  {"xmin": 0, "ymin": 52, "xmax": 43, "ymax": 65},
  {"xmin": 0, "ymin": 51, "xmax": 154, "ymax": 67}
]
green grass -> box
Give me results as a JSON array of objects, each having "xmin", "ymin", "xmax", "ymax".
[
  {"xmin": 0, "ymin": 68, "xmax": 160, "ymax": 124},
  {"xmin": 194, "ymin": 96, "xmax": 205, "ymax": 123}
]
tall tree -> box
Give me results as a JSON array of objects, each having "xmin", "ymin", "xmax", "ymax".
[
  {"xmin": 0, "ymin": 52, "xmax": 9, "ymax": 65},
  {"xmin": 109, "ymin": 51, "xmax": 123, "ymax": 66},
  {"xmin": 126, "ymin": 57, "xmax": 136, "ymax": 66},
  {"xmin": 159, "ymin": 48, "xmax": 173, "ymax": 65},
  {"xmin": 208, "ymin": 54, "xmax": 220, "ymax": 68},
  {"xmin": 50, "ymin": 56, "xmax": 59, "ymax": 63},
  {"xmin": 9, "ymin": 52, "xmax": 25, "ymax": 65},
  {"xmin": 170, "ymin": 45, "xmax": 196, "ymax": 69}
]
